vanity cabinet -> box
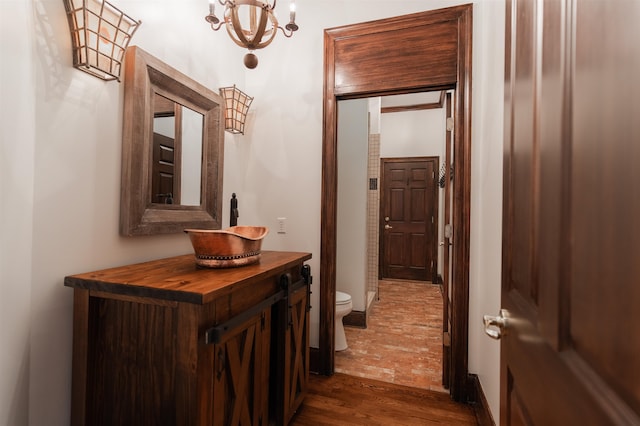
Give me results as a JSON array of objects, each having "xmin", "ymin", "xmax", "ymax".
[{"xmin": 64, "ymin": 251, "xmax": 311, "ymax": 426}]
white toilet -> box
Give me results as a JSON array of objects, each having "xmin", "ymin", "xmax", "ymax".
[{"xmin": 335, "ymin": 291, "xmax": 353, "ymax": 351}]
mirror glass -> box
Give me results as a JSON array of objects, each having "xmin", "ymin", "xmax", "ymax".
[
  {"xmin": 179, "ymin": 106, "xmax": 204, "ymax": 206},
  {"xmin": 120, "ymin": 46, "xmax": 224, "ymax": 236},
  {"xmin": 151, "ymin": 93, "xmax": 203, "ymax": 206}
]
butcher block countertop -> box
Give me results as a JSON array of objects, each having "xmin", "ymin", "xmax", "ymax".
[{"xmin": 64, "ymin": 250, "xmax": 312, "ymax": 305}]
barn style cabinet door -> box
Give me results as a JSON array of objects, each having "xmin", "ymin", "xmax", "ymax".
[
  {"xmin": 271, "ymin": 268, "xmax": 311, "ymax": 425},
  {"xmin": 211, "ymin": 309, "xmax": 271, "ymax": 426}
]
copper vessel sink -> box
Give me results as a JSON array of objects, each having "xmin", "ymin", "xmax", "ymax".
[{"xmin": 184, "ymin": 226, "xmax": 269, "ymax": 268}]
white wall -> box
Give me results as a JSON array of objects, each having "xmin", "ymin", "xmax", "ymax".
[
  {"xmin": 468, "ymin": 0, "xmax": 505, "ymax": 422},
  {"xmin": 336, "ymin": 99, "xmax": 368, "ymax": 312},
  {"xmin": 0, "ymin": 0, "xmax": 504, "ymax": 424},
  {"xmin": 1, "ymin": 2, "xmax": 35, "ymax": 424},
  {"xmin": 380, "ymin": 108, "xmax": 445, "ymax": 158}
]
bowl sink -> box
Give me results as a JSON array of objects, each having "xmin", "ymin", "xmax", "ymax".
[{"xmin": 184, "ymin": 226, "xmax": 269, "ymax": 268}]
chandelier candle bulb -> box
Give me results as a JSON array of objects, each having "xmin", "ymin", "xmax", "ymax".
[{"xmin": 290, "ymin": 1, "xmax": 296, "ymax": 22}]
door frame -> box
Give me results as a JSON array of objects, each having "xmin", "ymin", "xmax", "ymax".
[
  {"xmin": 378, "ymin": 156, "xmax": 439, "ymax": 283},
  {"xmin": 319, "ymin": 4, "xmax": 473, "ymax": 401},
  {"xmin": 442, "ymin": 91, "xmax": 454, "ymax": 389}
]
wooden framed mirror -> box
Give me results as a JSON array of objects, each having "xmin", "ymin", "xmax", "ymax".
[{"xmin": 120, "ymin": 46, "xmax": 224, "ymax": 236}]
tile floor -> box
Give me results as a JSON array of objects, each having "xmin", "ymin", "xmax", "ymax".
[{"xmin": 334, "ymin": 279, "xmax": 445, "ymax": 392}]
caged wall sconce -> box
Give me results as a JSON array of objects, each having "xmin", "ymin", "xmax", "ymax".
[
  {"xmin": 62, "ymin": 0, "xmax": 141, "ymax": 81},
  {"xmin": 220, "ymin": 85, "xmax": 254, "ymax": 134},
  {"xmin": 205, "ymin": 0, "xmax": 299, "ymax": 69}
]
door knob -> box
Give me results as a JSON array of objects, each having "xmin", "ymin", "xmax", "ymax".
[
  {"xmin": 483, "ymin": 309, "xmax": 508, "ymax": 340},
  {"xmin": 384, "ymin": 224, "xmax": 393, "ymax": 229}
]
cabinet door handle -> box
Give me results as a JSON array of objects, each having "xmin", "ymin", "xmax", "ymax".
[
  {"xmin": 281, "ymin": 273, "xmax": 293, "ymax": 327},
  {"xmin": 216, "ymin": 347, "xmax": 225, "ymax": 380},
  {"xmin": 205, "ymin": 290, "xmax": 285, "ymax": 344}
]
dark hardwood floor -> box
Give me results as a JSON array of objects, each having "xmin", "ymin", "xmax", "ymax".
[
  {"xmin": 290, "ymin": 373, "xmax": 477, "ymax": 425},
  {"xmin": 295, "ymin": 281, "xmax": 477, "ymax": 425}
]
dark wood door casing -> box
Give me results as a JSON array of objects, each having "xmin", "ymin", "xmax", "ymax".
[
  {"xmin": 442, "ymin": 91, "xmax": 453, "ymax": 389},
  {"xmin": 379, "ymin": 157, "xmax": 438, "ymax": 282},
  {"xmin": 320, "ymin": 4, "xmax": 472, "ymax": 402}
]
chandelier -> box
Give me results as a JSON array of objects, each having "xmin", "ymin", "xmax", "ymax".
[{"xmin": 205, "ymin": 0, "xmax": 299, "ymax": 69}]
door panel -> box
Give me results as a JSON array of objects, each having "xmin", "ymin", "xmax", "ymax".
[
  {"xmin": 570, "ymin": 0, "xmax": 640, "ymax": 413},
  {"xmin": 509, "ymin": 0, "xmax": 535, "ymax": 302},
  {"xmin": 501, "ymin": 0, "xmax": 640, "ymax": 424},
  {"xmin": 380, "ymin": 158, "xmax": 438, "ymax": 282},
  {"xmin": 152, "ymin": 132, "xmax": 177, "ymax": 204}
]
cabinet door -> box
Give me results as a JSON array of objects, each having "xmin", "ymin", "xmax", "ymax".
[
  {"xmin": 282, "ymin": 284, "xmax": 310, "ymax": 424},
  {"xmin": 211, "ymin": 308, "xmax": 271, "ymax": 426}
]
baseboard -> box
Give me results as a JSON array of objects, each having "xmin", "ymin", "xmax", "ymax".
[
  {"xmin": 468, "ymin": 374, "xmax": 496, "ymax": 426},
  {"xmin": 343, "ymin": 310, "xmax": 366, "ymax": 328},
  {"xmin": 309, "ymin": 347, "xmax": 320, "ymax": 374},
  {"xmin": 310, "ymin": 310, "xmax": 364, "ymax": 375}
]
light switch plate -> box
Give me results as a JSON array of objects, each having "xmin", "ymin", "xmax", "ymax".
[{"xmin": 277, "ymin": 217, "xmax": 287, "ymax": 234}]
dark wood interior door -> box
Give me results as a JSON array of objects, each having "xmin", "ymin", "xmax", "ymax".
[
  {"xmin": 380, "ymin": 157, "xmax": 438, "ymax": 282},
  {"xmin": 498, "ymin": 0, "xmax": 640, "ymax": 423},
  {"xmin": 151, "ymin": 132, "xmax": 177, "ymax": 204},
  {"xmin": 151, "ymin": 92, "xmax": 182, "ymax": 205}
]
